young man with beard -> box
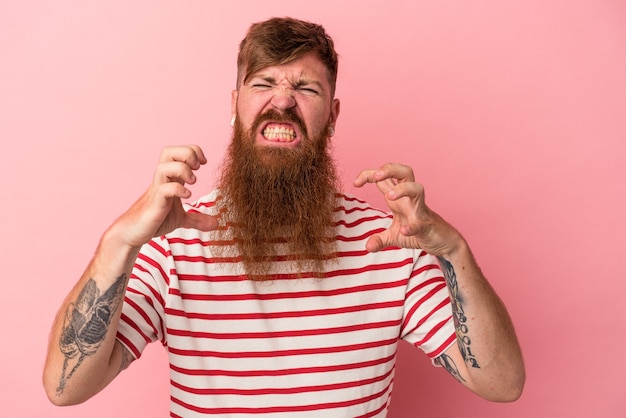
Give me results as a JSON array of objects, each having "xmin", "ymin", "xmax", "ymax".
[{"xmin": 44, "ymin": 17, "xmax": 525, "ymax": 416}]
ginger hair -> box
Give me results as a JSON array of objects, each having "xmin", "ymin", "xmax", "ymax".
[{"xmin": 236, "ymin": 17, "xmax": 339, "ymax": 96}]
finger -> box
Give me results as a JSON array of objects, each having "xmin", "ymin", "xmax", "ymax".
[
  {"xmin": 353, "ymin": 169, "xmax": 400, "ymax": 197},
  {"xmin": 353, "ymin": 163, "xmax": 415, "ymax": 187},
  {"xmin": 365, "ymin": 233, "xmax": 385, "ymax": 253},
  {"xmin": 352, "ymin": 169, "xmax": 378, "ymax": 187},
  {"xmin": 386, "ymin": 181, "xmax": 425, "ymax": 201},
  {"xmin": 157, "ymin": 181, "xmax": 192, "ymax": 200},
  {"xmin": 183, "ymin": 212, "xmax": 219, "ymax": 232},
  {"xmin": 187, "ymin": 144, "xmax": 207, "ymax": 165},
  {"xmin": 159, "ymin": 145, "xmax": 207, "ymax": 169},
  {"xmin": 400, "ymin": 222, "xmax": 428, "ymax": 237},
  {"xmin": 371, "ymin": 163, "xmax": 415, "ymax": 184},
  {"xmin": 155, "ymin": 161, "xmax": 198, "ymax": 186}
]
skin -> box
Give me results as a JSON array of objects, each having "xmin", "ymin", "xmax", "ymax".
[
  {"xmin": 232, "ymin": 53, "xmax": 340, "ymax": 148},
  {"xmin": 43, "ymin": 53, "xmax": 524, "ymax": 406},
  {"xmin": 353, "ymin": 165, "xmax": 525, "ymax": 401},
  {"xmin": 43, "ymin": 145, "xmax": 218, "ymax": 405}
]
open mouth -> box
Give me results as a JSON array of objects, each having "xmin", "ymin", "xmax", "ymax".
[{"xmin": 262, "ymin": 123, "xmax": 297, "ymax": 143}]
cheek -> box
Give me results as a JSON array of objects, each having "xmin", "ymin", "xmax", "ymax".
[
  {"xmin": 306, "ymin": 108, "xmax": 332, "ymax": 135},
  {"xmin": 236, "ymin": 96, "xmax": 266, "ymax": 126}
]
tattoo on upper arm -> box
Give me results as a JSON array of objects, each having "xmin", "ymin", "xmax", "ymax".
[
  {"xmin": 437, "ymin": 256, "xmax": 480, "ymax": 370},
  {"xmin": 117, "ymin": 342, "xmax": 135, "ymax": 374},
  {"xmin": 56, "ymin": 274, "xmax": 127, "ymax": 395},
  {"xmin": 435, "ymin": 353, "xmax": 466, "ymax": 383}
]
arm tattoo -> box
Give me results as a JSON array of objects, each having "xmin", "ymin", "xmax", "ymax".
[
  {"xmin": 117, "ymin": 342, "xmax": 135, "ymax": 374},
  {"xmin": 56, "ymin": 274, "xmax": 127, "ymax": 395},
  {"xmin": 435, "ymin": 353, "xmax": 466, "ymax": 383},
  {"xmin": 437, "ymin": 256, "xmax": 480, "ymax": 370}
]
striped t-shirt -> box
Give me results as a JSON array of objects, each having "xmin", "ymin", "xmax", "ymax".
[{"xmin": 117, "ymin": 191, "xmax": 456, "ymax": 417}]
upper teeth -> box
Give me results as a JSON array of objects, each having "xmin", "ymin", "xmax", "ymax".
[{"xmin": 263, "ymin": 126, "xmax": 296, "ymax": 141}]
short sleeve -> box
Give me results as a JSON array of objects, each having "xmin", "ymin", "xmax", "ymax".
[
  {"xmin": 400, "ymin": 251, "xmax": 456, "ymax": 359},
  {"xmin": 116, "ymin": 238, "xmax": 171, "ymax": 359}
]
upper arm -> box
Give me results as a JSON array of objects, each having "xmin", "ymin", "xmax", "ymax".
[
  {"xmin": 91, "ymin": 340, "xmax": 136, "ymax": 396},
  {"xmin": 110, "ymin": 340, "xmax": 136, "ymax": 377},
  {"xmin": 435, "ymin": 343, "xmax": 473, "ymax": 387}
]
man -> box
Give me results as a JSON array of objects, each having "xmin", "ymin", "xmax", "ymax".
[{"xmin": 44, "ymin": 17, "xmax": 525, "ymax": 416}]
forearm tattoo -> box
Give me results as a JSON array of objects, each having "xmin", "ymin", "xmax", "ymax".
[
  {"xmin": 56, "ymin": 274, "xmax": 127, "ymax": 395},
  {"xmin": 437, "ymin": 257, "xmax": 480, "ymax": 370}
]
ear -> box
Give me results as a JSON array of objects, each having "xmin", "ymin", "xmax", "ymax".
[
  {"xmin": 231, "ymin": 89, "xmax": 238, "ymax": 120},
  {"xmin": 329, "ymin": 97, "xmax": 340, "ymax": 127}
]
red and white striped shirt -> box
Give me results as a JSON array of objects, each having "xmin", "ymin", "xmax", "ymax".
[{"xmin": 117, "ymin": 191, "xmax": 455, "ymax": 417}]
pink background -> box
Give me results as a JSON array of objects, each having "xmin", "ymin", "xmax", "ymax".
[{"xmin": 1, "ymin": 1, "xmax": 625, "ymax": 417}]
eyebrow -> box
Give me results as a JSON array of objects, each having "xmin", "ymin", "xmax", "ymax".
[
  {"xmin": 249, "ymin": 75, "xmax": 325, "ymax": 92},
  {"xmin": 294, "ymin": 79, "xmax": 324, "ymax": 91}
]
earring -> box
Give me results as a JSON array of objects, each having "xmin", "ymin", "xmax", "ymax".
[
  {"xmin": 230, "ymin": 116, "xmax": 236, "ymax": 127},
  {"xmin": 328, "ymin": 126, "xmax": 335, "ymax": 137}
]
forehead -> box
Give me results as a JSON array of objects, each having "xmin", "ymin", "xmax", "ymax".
[{"xmin": 247, "ymin": 54, "xmax": 331, "ymax": 85}]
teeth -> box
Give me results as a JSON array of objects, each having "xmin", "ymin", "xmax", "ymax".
[{"xmin": 263, "ymin": 126, "xmax": 296, "ymax": 142}]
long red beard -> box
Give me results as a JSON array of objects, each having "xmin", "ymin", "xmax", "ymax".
[{"xmin": 217, "ymin": 110, "xmax": 339, "ymax": 280}]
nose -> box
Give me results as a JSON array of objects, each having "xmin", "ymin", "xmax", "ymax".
[{"xmin": 270, "ymin": 87, "xmax": 296, "ymax": 111}]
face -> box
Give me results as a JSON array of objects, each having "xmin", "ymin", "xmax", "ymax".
[
  {"xmin": 231, "ymin": 53, "xmax": 340, "ymax": 149},
  {"xmin": 219, "ymin": 54, "xmax": 341, "ymax": 280}
]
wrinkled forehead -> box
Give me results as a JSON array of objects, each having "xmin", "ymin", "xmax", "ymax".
[
  {"xmin": 235, "ymin": 18, "xmax": 338, "ymax": 94},
  {"xmin": 237, "ymin": 57, "xmax": 336, "ymax": 99},
  {"xmin": 239, "ymin": 53, "xmax": 322, "ymax": 82},
  {"xmin": 247, "ymin": 54, "xmax": 331, "ymax": 84}
]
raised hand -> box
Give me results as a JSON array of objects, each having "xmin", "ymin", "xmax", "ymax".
[
  {"xmin": 355, "ymin": 163, "xmax": 526, "ymax": 401},
  {"xmin": 113, "ymin": 145, "xmax": 218, "ymax": 249},
  {"xmin": 353, "ymin": 163, "xmax": 462, "ymax": 256}
]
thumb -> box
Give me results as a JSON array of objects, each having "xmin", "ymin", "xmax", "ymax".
[
  {"xmin": 182, "ymin": 212, "xmax": 219, "ymax": 232},
  {"xmin": 365, "ymin": 233, "xmax": 385, "ymax": 253}
]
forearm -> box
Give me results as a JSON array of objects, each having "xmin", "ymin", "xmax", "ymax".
[
  {"xmin": 353, "ymin": 163, "xmax": 525, "ymax": 399},
  {"xmin": 437, "ymin": 241, "xmax": 525, "ymax": 401},
  {"xmin": 43, "ymin": 145, "xmax": 215, "ymax": 405},
  {"xmin": 43, "ymin": 226, "xmax": 140, "ymax": 405}
]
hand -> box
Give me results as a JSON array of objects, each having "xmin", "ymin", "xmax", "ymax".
[
  {"xmin": 353, "ymin": 163, "xmax": 462, "ymax": 256},
  {"xmin": 113, "ymin": 145, "xmax": 218, "ymax": 249}
]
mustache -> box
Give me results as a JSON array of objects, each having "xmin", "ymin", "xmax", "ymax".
[{"xmin": 250, "ymin": 108, "xmax": 308, "ymax": 138}]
